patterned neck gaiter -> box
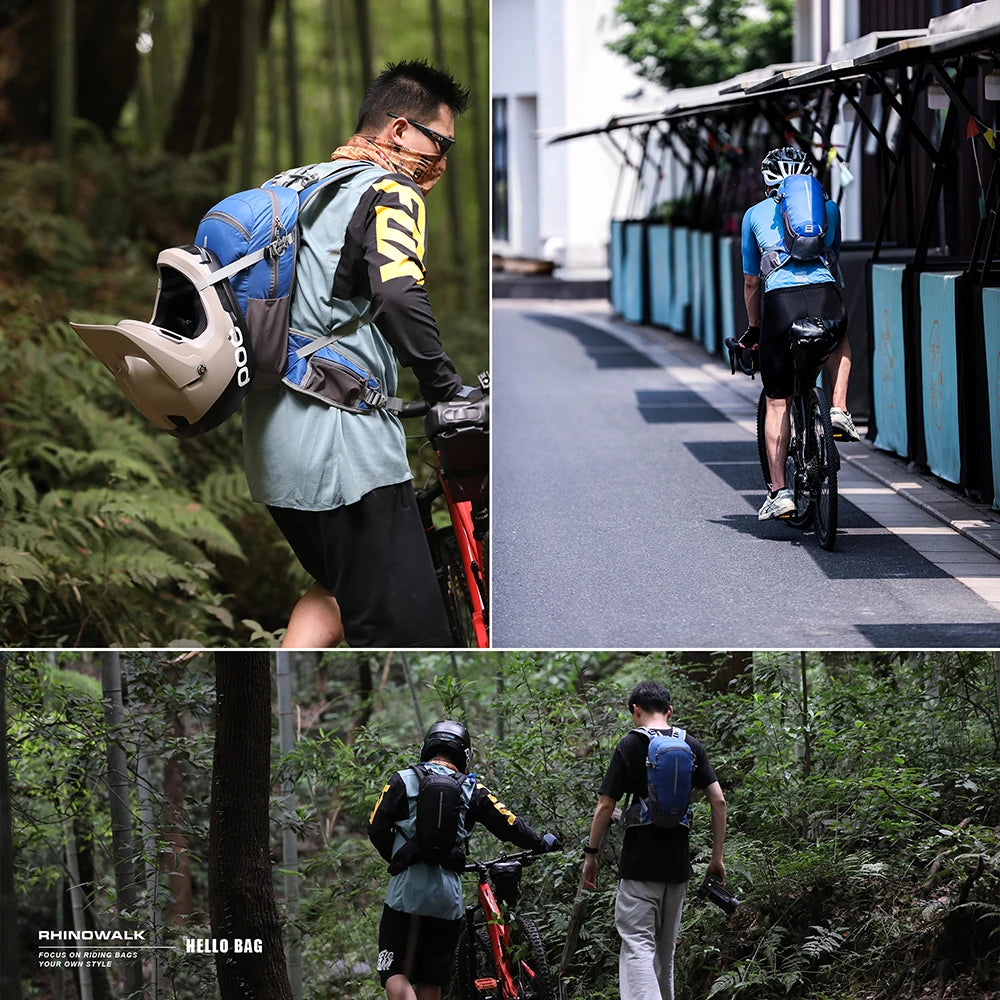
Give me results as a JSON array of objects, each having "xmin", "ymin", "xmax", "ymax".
[{"xmin": 331, "ymin": 134, "xmax": 446, "ymax": 194}]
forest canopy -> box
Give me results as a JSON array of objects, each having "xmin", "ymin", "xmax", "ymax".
[{"xmin": 4, "ymin": 649, "xmax": 998, "ymax": 1000}]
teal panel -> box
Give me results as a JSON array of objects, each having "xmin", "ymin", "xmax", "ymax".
[
  {"xmin": 919, "ymin": 271, "xmax": 962, "ymax": 484},
  {"xmin": 647, "ymin": 225, "xmax": 672, "ymax": 327},
  {"xmin": 718, "ymin": 237, "xmax": 736, "ymax": 354},
  {"xmin": 871, "ymin": 264, "xmax": 908, "ymax": 457},
  {"xmin": 623, "ymin": 223, "xmax": 644, "ymax": 323},
  {"xmin": 610, "ymin": 221, "xmax": 624, "ymax": 314},
  {"xmin": 982, "ymin": 287, "xmax": 1000, "ymax": 508},
  {"xmin": 671, "ymin": 227, "xmax": 690, "ymax": 332},
  {"xmin": 701, "ymin": 233, "xmax": 717, "ymax": 354},
  {"xmin": 690, "ymin": 230, "xmax": 703, "ymax": 343}
]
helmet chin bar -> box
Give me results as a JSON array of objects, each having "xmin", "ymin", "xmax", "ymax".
[{"xmin": 70, "ymin": 246, "xmax": 254, "ymax": 438}]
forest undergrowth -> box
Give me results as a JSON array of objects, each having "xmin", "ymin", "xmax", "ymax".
[{"xmin": 6, "ymin": 650, "xmax": 999, "ymax": 1000}]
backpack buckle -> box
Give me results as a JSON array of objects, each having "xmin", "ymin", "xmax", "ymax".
[{"xmin": 362, "ymin": 387, "xmax": 388, "ymax": 409}]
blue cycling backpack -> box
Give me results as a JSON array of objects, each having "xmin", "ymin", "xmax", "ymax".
[
  {"xmin": 193, "ymin": 160, "xmax": 406, "ymax": 414},
  {"xmin": 623, "ymin": 726, "xmax": 694, "ymax": 830},
  {"xmin": 760, "ymin": 173, "xmax": 832, "ymax": 280}
]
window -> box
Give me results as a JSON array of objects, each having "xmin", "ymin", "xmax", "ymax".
[{"xmin": 492, "ymin": 98, "xmax": 509, "ymax": 241}]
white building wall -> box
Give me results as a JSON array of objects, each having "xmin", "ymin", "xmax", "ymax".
[{"xmin": 493, "ymin": 0, "xmax": 670, "ymax": 269}]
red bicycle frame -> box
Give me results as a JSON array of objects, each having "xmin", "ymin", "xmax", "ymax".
[
  {"xmin": 473, "ymin": 876, "xmax": 542, "ymax": 1000},
  {"xmin": 440, "ymin": 476, "xmax": 488, "ymax": 647}
]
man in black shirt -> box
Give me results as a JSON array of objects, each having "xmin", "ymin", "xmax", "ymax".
[{"xmin": 581, "ymin": 681, "xmax": 727, "ymax": 1000}]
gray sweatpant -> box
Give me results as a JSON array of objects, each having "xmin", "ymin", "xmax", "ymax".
[{"xmin": 615, "ymin": 878, "xmax": 687, "ymax": 1000}]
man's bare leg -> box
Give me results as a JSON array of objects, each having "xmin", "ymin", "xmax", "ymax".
[
  {"xmin": 824, "ymin": 335, "xmax": 852, "ymax": 411},
  {"xmin": 765, "ymin": 396, "xmax": 792, "ymax": 490},
  {"xmin": 281, "ymin": 582, "xmax": 345, "ymax": 648},
  {"xmin": 384, "ymin": 975, "xmax": 441, "ymax": 1000}
]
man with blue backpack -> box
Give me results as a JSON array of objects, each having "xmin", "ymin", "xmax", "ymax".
[
  {"xmin": 581, "ymin": 681, "xmax": 726, "ymax": 1000},
  {"xmin": 740, "ymin": 145, "xmax": 859, "ymax": 521},
  {"xmin": 240, "ymin": 60, "xmax": 475, "ymax": 648}
]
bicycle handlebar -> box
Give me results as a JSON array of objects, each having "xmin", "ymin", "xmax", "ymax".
[
  {"xmin": 462, "ymin": 850, "xmax": 540, "ymax": 874},
  {"xmin": 397, "ymin": 400, "xmax": 430, "ymax": 418}
]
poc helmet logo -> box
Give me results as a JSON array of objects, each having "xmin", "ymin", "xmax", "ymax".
[{"xmin": 229, "ymin": 326, "xmax": 251, "ymax": 387}]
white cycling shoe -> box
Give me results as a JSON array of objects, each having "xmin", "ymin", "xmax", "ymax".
[
  {"xmin": 759, "ymin": 488, "xmax": 796, "ymax": 521},
  {"xmin": 830, "ymin": 407, "xmax": 860, "ymax": 441}
]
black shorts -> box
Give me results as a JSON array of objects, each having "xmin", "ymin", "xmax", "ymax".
[
  {"xmin": 760, "ymin": 282, "xmax": 846, "ymax": 399},
  {"xmin": 267, "ymin": 481, "xmax": 452, "ymax": 647},
  {"xmin": 376, "ymin": 904, "xmax": 464, "ymax": 988}
]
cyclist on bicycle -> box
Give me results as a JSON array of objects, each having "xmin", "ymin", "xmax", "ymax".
[
  {"xmin": 367, "ymin": 721, "xmax": 560, "ymax": 1000},
  {"xmin": 740, "ymin": 145, "xmax": 859, "ymax": 521},
  {"xmin": 241, "ymin": 60, "xmax": 476, "ymax": 648}
]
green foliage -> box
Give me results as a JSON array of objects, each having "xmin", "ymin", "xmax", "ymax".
[
  {"xmin": 609, "ymin": 0, "xmax": 795, "ymax": 90},
  {"xmin": 9, "ymin": 652, "xmax": 1000, "ymax": 1000}
]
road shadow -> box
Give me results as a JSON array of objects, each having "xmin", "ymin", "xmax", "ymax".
[
  {"xmin": 635, "ymin": 389, "xmax": 730, "ymax": 424},
  {"xmin": 697, "ymin": 440, "xmax": 950, "ymax": 581},
  {"xmin": 523, "ymin": 312, "xmax": 658, "ymax": 368},
  {"xmin": 856, "ymin": 623, "xmax": 1000, "ymax": 646}
]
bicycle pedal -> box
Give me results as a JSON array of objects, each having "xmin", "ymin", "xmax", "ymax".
[{"xmin": 474, "ymin": 978, "xmax": 499, "ymax": 993}]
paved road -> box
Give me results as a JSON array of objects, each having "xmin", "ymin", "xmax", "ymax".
[{"xmin": 491, "ymin": 301, "xmax": 1000, "ymax": 648}]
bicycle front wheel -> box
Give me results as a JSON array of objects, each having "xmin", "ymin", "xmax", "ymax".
[
  {"xmin": 807, "ymin": 386, "xmax": 839, "ymax": 550},
  {"xmin": 508, "ymin": 914, "xmax": 555, "ymax": 1000},
  {"xmin": 437, "ymin": 530, "xmax": 474, "ymax": 647}
]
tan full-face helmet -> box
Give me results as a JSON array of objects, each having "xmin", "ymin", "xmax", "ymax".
[{"xmin": 70, "ymin": 245, "xmax": 254, "ymax": 438}]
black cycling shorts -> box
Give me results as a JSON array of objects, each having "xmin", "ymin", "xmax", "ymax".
[
  {"xmin": 376, "ymin": 904, "xmax": 464, "ymax": 988},
  {"xmin": 267, "ymin": 481, "xmax": 452, "ymax": 648},
  {"xmin": 760, "ymin": 282, "xmax": 846, "ymax": 399}
]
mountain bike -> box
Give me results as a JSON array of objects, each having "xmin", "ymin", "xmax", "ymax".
[
  {"xmin": 452, "ymin": 851, "xmax": 555, "ymax": 1000},
  {"xmin": 727, "ymin": 326, "xmax": 840, "ymax": 550},
  {"xmin": 401, "ymin": 375, "xmax": 489, "ymax": 647}
]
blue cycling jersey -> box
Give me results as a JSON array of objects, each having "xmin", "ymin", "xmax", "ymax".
[{"xmin": 741, "ymin": 196, "xmax": 841, "ymax": 292}]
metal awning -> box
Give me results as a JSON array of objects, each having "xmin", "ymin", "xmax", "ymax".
[{"xmin": 544, "ymin": 0, "xmax": 1000, "ymax": 146}]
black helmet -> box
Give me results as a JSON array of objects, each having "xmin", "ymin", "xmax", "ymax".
[
  {"xmin": 420, "ymin": 720, "xmax": 472, "ymax": 772},
  {"xmin": 761, "ymin": 145, "xmax": 810, "ymax": 188}
]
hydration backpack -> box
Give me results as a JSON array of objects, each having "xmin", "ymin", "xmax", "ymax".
[
  {"xmin": 623, "ymin": 727, "xmax": 694, "ymax": 830},
  {"xmin": 193, "ymin": 160, "xmax": 406, "ymax": 415},
  {"xmin": 760, "ymin": 174, "xmax": 833, "ymax": 280},
  {"xmin": 389, "ymin": 765, "xmax": 470, "ymax": 874}
]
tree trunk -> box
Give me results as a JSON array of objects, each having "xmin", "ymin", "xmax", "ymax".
[
  {"xmin": 238, "ymin": 0, "xmax": 262, "ymax": 188},
  {"xmin": 282, "ymin": 0, "xmax": 302, "ymax": 165},
  {"xmin": 52, "ymin": 0, "xmax": 74, "ymax": 214},
  {"xmin": 0, "ymin": 654, "xmax": 22, "ymax": 1000},
  {"xmin": 0, "ymin": 0, "xmax": 139, "ymax": 144},
  {"xmin": 136, "ymin": 744, "xmax": 164, "ymax": 1000},
  {"xmin": 100, "ymin": 652, "xmax": 144, "ymax": 997},
  {"xmin": 353, "ymin": 0, "xmax": 372, "ymax": 97},
  {"xmin": 164, "ymin": 0, "xmax": 278, "ymax": 160},
  {"xmin": 63, "ymin": 815, "xmax": 95, "ymax": 1000},
  {"xmin": 209, "ymin": 652, "xmax": 292, "ymax": 1000},
  {"xmin": 323, "ymin": 0, "xmax": 345, "ymax": 146},
  {"xmin": 162, "ymin": 707, "xmax": 194, "ymax": 922},
  {"xmin": 462, "ymin": 0, "xmax": 487, "ymax": 297},
  {"xmin": 275, "ymin": 653, "xmax": 302, "ymax": 1000},
  {"xmin": 428, "ymin": 0, "xmax": 467, "ymax": 291}
]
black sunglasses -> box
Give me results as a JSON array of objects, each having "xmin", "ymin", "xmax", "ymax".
[{"xmin": 387, "ymin": 112, "xmax": 455, "ymax": 156}]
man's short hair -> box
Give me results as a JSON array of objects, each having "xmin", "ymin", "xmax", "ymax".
[
  {"xmin": 627, "ymin": 681, "xmax": 672, "ymax": 715},
  {"xmin": 355, "ymin": 59, "xmax": 471, "ymax": 133}
]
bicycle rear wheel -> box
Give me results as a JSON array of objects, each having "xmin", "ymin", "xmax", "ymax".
[
  {"xmin": 807, "ymin": 386, "xmax": 839, "ymax": 550},
  {"xmin": 508, "ymin": 914, "xmax": 555, "ymax": 1000}
]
